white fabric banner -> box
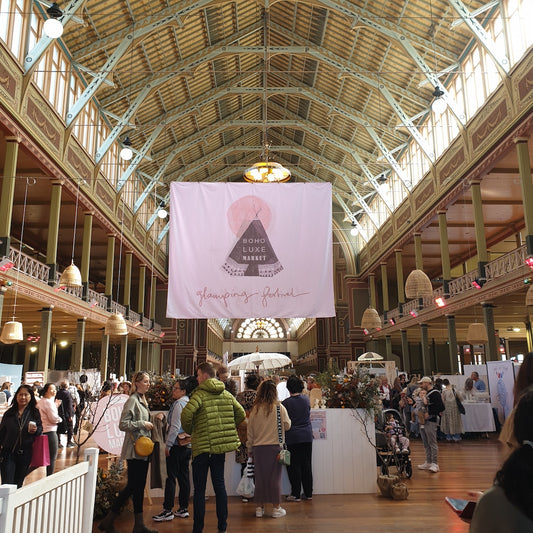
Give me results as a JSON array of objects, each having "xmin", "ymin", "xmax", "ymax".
[{"xmin": 167, "ymin": 182, "xmax": 334, "ymax": 318}]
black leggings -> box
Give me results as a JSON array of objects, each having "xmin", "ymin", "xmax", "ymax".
[{"xmin": 112, "ymin": 459, "xmax": 149, "ymax": 514}]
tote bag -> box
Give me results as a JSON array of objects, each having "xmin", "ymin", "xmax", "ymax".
[{"xmin": 30, "ymin": 435, "xmax": 50, "ymax": 467}]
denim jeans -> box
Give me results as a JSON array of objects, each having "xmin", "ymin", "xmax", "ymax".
[
  {"xmin": 420, "ymin": 420, "xmax": 438, "ymax": 464},
  {"xmin": 192, "ymin": 453, "xmax": 227, "ymax": 533},
  {"xmin": 163, "ymin": 445, "xmax": 191, "ymax": 511}
]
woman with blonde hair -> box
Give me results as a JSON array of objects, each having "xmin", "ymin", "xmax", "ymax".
[
  {"xmin": 98, "ymin": 371, "xmax": 157, "ymax": 533},
  {"xmin": 247, "ymin": 379, "xmax": 291, "ymax": 519}
]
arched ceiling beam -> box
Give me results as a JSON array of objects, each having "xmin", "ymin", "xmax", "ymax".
[
  {"xmin": 116, "ymin": 124, "xmax": 165, "ymax": 191},
  {"xmin": 333, "ymin": 193, "xmax": 368, "ymax": 243},
  {"xmin": 98, "ymin": 22, "xmax": 263, "ymax": 107},
  {"xmin": 96, "ymin": 63, "xmax": 262, "ymax": 164},
  {"xmin": 318, "ymin": 0, "xmax": 466, "ymax": 125},
  {"xmin": 73, "ymin": 0, "xmax": 211, "ymax": 60},
  {"xmin": 24, "ymin": 0, "xmax": 88, "ymax": 75},
  {"xmin": 65, "ymin": 0, "xmax": 217, "ymax": 127},
  {"xmin": 447, "ymin": 0, "xmax": 509, "ymax": 76}
]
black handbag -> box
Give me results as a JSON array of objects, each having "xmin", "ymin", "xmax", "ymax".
[{"xmin": 453, "ymin": 389, "xmax": 466, "ymax": 415}]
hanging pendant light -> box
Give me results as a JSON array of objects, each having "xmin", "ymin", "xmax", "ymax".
[
  {"xmin": 0, "ymin": 320, "xmax": 23, "ymax": 344},
  {"xmin": 361, "ymin": 307, "xmax": 382, "ymax": 330},
  {"xmin": 43, "ymin": 3, "xmax": 64, "ymax": 39},
  {"xmin": 105, "ymin": 313, "xmax": 128, "ymax": 336},
  {"xmin": 405, "ymin": 269, "xmax": 433, "ymax": 299},
  {"xmin": 1, "ymin": 178, "xmax": 33, "ymax": 345},
  {"xmin": 58, "ymin": 260, "xmax": 82, "ymax": 288},
  {"xmin": 466, "ymin": 322, "xmax": 488, "ymax": 345},
  {"xmin": 58, "ymin": 179, "xmax": 82, "ymax": 289}
]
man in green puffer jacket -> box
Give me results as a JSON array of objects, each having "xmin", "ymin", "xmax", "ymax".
[{"xmin": 181, "ymin": 362, "xmax": 246, "ymax": 533}]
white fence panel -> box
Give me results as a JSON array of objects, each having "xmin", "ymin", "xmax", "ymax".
[{"xmin": 0, "ymin": 448, "xmax": 98, "ymax": 533}]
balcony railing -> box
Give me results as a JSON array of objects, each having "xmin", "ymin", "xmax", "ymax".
[
  {"xmin": 6, "ymin": 247, "xmax": 161, "ymax": 335},
  {"xmin": 485, "ymin": 245, "xmax": 527, "ymax": 280},
  {"xmin": 378, "ymin": 244, "xmax": 528, "ymax": 330},
  {"xmin": 8, "ymin": 247, "xmax": 50, "ymax": 283}
]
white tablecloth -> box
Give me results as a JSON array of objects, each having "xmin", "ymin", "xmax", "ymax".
[{"xmin": 461, "ymin": 402, "xmax": 495, "ymax": 432}]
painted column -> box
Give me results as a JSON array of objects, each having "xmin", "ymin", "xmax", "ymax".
[
  {"xmin": 81, "ymin": 212, "xmax": 93, "ymax": 301},
  {"xmin": 138, "ymin": 265, "xmax": 146, "ymax": 317},
  {"xmin": 149, "ymin": 274, "xmax": 157, "ymax": 326},
  {"xmin": 46, "ymin": 183, "xmax": 62, "ymax": 285},
  {"xmin": 515, "ymin": 138, "xmax": 533, "ymax": 255},
  {"xmin": 471, "ymin": 181, "xmax": 488, "ymax": 280},
  {"xmin": 380, "ymin": 262, "xmax": 389, "ymax": 319},
  {"xmin": 105, "ymin": 235, "xmax": 115, "ymax": 311},
  {"xmin": 446, "ymin": 314, "xmax": 459, "ymax": 373},
  {"xmin": 119, "ymin": 335, "xmax": 128, "ymax": 378},
  {"xmin": 24, "ymin": 343, "xmax": 32, "ymax": 374},
  {"xmin": 0, "ymin": 137, "xmax": 20, "ymax": 257},
  {"xmin": 369, "ymin": 273, "xmax": 377, "ymax": 309},
  {"xmin": 38, "ymin": 307, "xmax": 53, "ymax": 377},
  {"xmin": 420, "ymin": 323, "xmax": 430, "ymax": 375},
  {"xmin": 73, "ymin": 318, "xmax": 86, "ymax": 372},
  {"xmin": 438, "ymin": 210, "xmax": 451, "ymax": 296},
  {"xmin": 123, "ymin": 251, "xmax": 133, "ymax": 315},
  {"xmin": 101, "ymin": 333, "xmax": 110, "ymax": 381},
  {"xmin": 395, "ymin": 249, "xmax": 405, "ymax": 315},
  {"xmin": 483, "ymin": 303, "xmax": 499, "ymax": 361},
  {"xmin": 385, "ymin": 335, "xmax": 392, "ymax": 360},
  {"xmin": 401, "ymin": 329, "xmax": 410, "ymax": 372},
  {"xmin": 135, "ymin": 339, "xmax": 143, "ymax": 372}
]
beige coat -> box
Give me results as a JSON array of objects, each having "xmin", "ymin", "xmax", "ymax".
[{"xmin": 119, "ymin": 392, "xmax": 153, "ymax": 461}]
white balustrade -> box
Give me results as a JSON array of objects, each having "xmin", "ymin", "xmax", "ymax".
[{"xmin": 0, "ymin": 448, "xmax": 98, "ymax": 533}]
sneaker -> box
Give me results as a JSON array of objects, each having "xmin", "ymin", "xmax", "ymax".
[
  {"xmin": 66, "ymin": 442, "xmax": 75, "ymax": 448},
  {"xmin": 401, "ymin": 448, "xmax": 409, "ymax": 454},
  {"xmin": 417, "ymin": 462, "xmax": 431, "ymax": 470},
  {"xmin": 174, "ymin": 508, "xmax": 189, "ymax": 518},
  {"xmin": 286, "ymin": 495, "xmax": 301, "ymax": 502},
  {"xmin": 272, "ymin": 507, "xmax": 287, "ymax": 518},
  {"xmin": 429, "ymin": 463, "xmax": 440, "ymax": 473},
  {"xmin": 58, "ymin": 444, "xmax": 64, "ymax": 449},
  {"xmin": 241, "ymin": 497, "xmax": 248, "ymax": 503},
  {"xmin": 255, "ymin": 506, "xmax": 264, "ymax": 518},
  {"xmin": 153, "ymin": 510, "xmax": 174, "ymax": 522}
]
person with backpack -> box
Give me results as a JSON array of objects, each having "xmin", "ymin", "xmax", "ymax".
[{"xmin": 416, "ymin": 376, "xmax": 445, "ymax": 473}]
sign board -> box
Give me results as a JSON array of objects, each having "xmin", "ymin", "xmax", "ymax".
[{"xmin": 92, "ymin": 394, "xmax": 129, "ymax": 455}]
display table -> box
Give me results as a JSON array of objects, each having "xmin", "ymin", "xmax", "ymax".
[
  {"xmin": 149, "ymin": 408, "xmax": 377, "ymax": 497},
  {"xmin": 461, "ymin": 402, "xmax": 496, "ymax": 432}
]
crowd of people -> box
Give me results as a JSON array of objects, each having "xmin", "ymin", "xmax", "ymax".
[{"xmin": 2, "ymin": 356, "xmax": 533, "ymax": 533}]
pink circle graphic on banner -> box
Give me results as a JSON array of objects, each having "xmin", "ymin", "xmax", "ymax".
[
  {"xmin": 92, "ymin": 394, "xmax": 129, "ymax": 455},
  {"xmin": 227, "ymin": 196, "xmax": 271, "ymax": 236}
]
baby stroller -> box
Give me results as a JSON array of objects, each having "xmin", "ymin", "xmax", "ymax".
[{"xmin": 375, "ymin": 408, "xmax": 413, "ymax": 479}]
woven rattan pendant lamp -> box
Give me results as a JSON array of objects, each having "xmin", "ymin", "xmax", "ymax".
[
  {"xmin": 58, "ymin": 179, "xmax": 82, "ymax": 288},
  {"xmin": 405, "ymin": 233, "xmax": 433, "ymax": 299},
  {"xmin": 361, "ymin": 307, "xmax": 382, "ymax": 330},
  {"xmin": 0, "ymin": 179, "xmax": 32, "ymax": 344},
  {"xmin": 466, "ymin": 322, "xmax": 488, "ymax": 345}
]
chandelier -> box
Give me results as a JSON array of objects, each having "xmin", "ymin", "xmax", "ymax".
[{"xmin": 244, "ymin": 142, "xmax": 291, "ymax": 183}]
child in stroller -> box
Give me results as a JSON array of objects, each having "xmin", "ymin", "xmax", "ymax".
[
  {"xmin": 376, "ymin": 409, "xmax": 413, "ymax": 478},
  {"xmin": 385, "ymin": 412, "xmax": 410, "ymax": 454}
]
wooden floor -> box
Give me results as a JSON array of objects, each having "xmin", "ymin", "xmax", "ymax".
[{"xmin": 26, "ymin": 434, "xmax": 503, "ymax": 533}]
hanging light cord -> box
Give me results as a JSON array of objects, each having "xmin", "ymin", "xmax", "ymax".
[
  {"xmin": 12, "ymin": 178, "xmax": 32, "ymax": 320},
  {"xmin": 263, "ymin": 6, "xmax": 269, "ymax": 160}
]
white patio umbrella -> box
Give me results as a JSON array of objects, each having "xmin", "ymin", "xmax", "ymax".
[
  {"xmin": 227, "ymin": 352, "xmax": 292, "ymax": 372},
  {"xmin": 357, "ymin": 351, "xmax": 384, "ymax": 362}
]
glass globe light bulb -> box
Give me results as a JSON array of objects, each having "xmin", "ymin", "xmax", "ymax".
[{"xmin": 43, "ymin": 18, "xmax": 64, "ymax": 39}]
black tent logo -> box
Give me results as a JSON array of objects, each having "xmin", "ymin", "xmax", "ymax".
[{"xmin": 223, "ymin": 217, "xmax": 283, "ymax": 277}]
